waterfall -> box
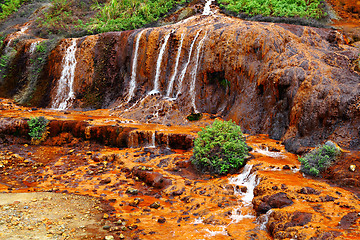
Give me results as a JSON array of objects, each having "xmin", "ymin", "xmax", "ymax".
[
  {"xmin": 29, "ymin": 41, "xmax": 39, "ymax": 54},
  {"xmin": 175, "ymin": 31, "xmax": 201, "ymax": 98},
  {"xmin": 189, "ymin": 32, "xmax": 207, "ymax": 113},
  {"xmin": 203, "ymin": 0, "xmax": 214, "ymax": 15},
  {"xmin": 166, "ymin": 32, "xmax": 185, "ymax": 98},
  {"xmin": 149, "ymin": 131, "xmax": 156, "ymax": 148},
  {"xmin": 127, "ymin": 29, "xmax": 145, "ymax": 103},
  {"xmin": 149, "ymin": 30, "xmax": 173, "ymax": 95},
  {"xmin": 51, "ymin": 39, "xmax": 78, "ymax": 110}
]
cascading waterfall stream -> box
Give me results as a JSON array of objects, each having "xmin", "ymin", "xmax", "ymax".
[
  {"xmin": 175, "ymin": 31, "xmax": 201, "ymax": 98},
  {"xmin": 228, "ymin": 164, "xmax": 260, "ymax": 223},
  {"xmin": 203, "ymin": 0, "xmax": 214, "ymax": 15},
  {"xmin": 29, "ymin": 41, "xmax": 39, "ymax": 54},
  {"xmin": 51, "ymin": 39, "xmax": 78, "ymax": 110},
  {"xmin": 127, "ymin": 29, "xmax": 146, "ymax": 103},
  {"xmin": 189, "ymin": 32, "xmax": 208, "ymax": 113},
  {"xmin": 165, "ymin": 32, "xmax": 185, "ymax": 98},
  {"xmin": 149, "ymin": 30, "xmax": 173, "ymax": 95}
]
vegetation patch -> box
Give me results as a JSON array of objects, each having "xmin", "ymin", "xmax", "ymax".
[
  {"xmin": 0, "ymin": 0, "xmax": 27, "ymax": 21},
  {"xmin": 0, "ymin": 46, "xmax": 17, "ymax": 83},
  {"xmin": 187, "ymin": 113, "xmax": 202, "ymax": 121},
  {"xmin": 298, "ymin": 141, "xmax": 341, "ymax": 177},
  {"xmin": 192, "ymin": 119, "xmax": 249, "ymax": 175},
  {"xmin": 218, "ymin": 0, "xmax": 326, "ymax": 19},
  {"xmin": 27, "ymin": 116, "xmax": 49, "ymax": 144},
  {"xmin": 88, "ymin": 0, "xmax": 187, "ymax": 33},
  {"xmin": 14, "ymin": 38, "xmax": 59, "ymax": 104}
]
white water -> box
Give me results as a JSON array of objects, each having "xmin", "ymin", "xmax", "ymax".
[
  {"xmin": 29, "ymin": 41, "xmax": 39, "ymax": 54},
  {"xmin": 127, "ymin": 29, "xmax": 145, "ymax": 103},
  {"xmin": 189, "ymin": 32, "xmax": 207, "ymax": 113},
  {"xmin": 149, "ymin": 131, "xmax": 156, "ymax": 148},
  {"xmin": 175, "ymin": 31, "xmax": 201, "ymax": 98},
  {"xmin": 229, "ymin": 164, "xmax": 259, "ymax": 206},
  {"xmin": 203, "ymin": 0, "xmax": 214, "ymax": 15},
  {"xmin": 51, "ymin": 39, "xmax": 78, "ymax": 110},
  {"xmin": 252, "ymin": 146, "xmax": 284, "ymax": 158},
  {"xmin": 166, "ymin": 32, "xmax": 185, "ymax": 98},
  {"xmin": 149, "ymin": 30, "xmax": 173, "ymax": 95}
]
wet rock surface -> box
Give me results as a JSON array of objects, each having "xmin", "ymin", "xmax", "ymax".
[{"xmin": 1, "ymin": 12, "xmax": 360, "ymax": 152}]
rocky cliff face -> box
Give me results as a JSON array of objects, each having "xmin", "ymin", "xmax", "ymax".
[{"xmin": 1, "ymin": 13, "xmax": 360, "ymax": 152}]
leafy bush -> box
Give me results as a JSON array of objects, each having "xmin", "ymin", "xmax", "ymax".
[
  {"xmin": 298, "ymin": 141, "xmax": 341, "ymax": 177},
  {"xmin": 218, "ymin": 0, "xmax": 326, "ymax": 19},
  {"xmin": 27, "ymin": 116, "xmax": 49, "ymax": 144},
  {"xmin": 0, "ymin": 0, "xmax": 26, "ymax": 21},
  {"xmin": 89, "ymin": 0, "xmax": 187, "ymax": 33},
  {"xmin": 192, "ymin": 119, "xmax": 249, "ymax": 175}
]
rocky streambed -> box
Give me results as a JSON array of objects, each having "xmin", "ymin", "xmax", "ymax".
[{"xmin": 0, "ymin": 99, "xmax": 360, "ymax": 240}]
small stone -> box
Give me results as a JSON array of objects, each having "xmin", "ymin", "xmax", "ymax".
[
  {"xmin": 103, "ymin": 213, "xmax": 109, "ymax": 219},
  {"xmin": 103, "ymin": 225, "xmax": 111, "ymax": 230},
  {"xmin": 282, "ymin": 165, "xmax": 290, "ymax": 170},
  {"xmin": 158, "ymin": 216, "xmax": 166, "ymax": 223},
  {"xmin": 126, "ymin": 188, "xmax": 138, "ymax": 195},
  {"xmin": 121, "ymin": 226, "xmax": 127, "ymax": 231},
  {"xmin": 105, "ymin": 236, "xmax": 114, "ymax": 240},
  {"xmin": 86, "ymin": 151, "xmax": 93, "ymax": 155},
  {"xmin": 150, "ymin": 201, "xmax": 160, "ymax": 209},
  {"xmin": 349, "ymin": 165, "xmax": 356, "ymax": 172},
  {"xmin": 24, "ymin": 144, "xmax": 28, "ymax": 147},
  {"xmin": 115, "ymin": 220, "xmax": 122, "ymax": 225},
  {"xmin": 119, "ymin": 234, "xmax": 125, "ymax": 239}
]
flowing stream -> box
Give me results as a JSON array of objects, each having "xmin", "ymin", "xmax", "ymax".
[{"xmin": 51, "ymin": 39, "xmax": 78, "ymax": 110}]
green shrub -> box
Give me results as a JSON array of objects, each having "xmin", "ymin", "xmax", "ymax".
[
  {"xmin": 27, "ymin": 116, "xmax": 49, "ymax": 144},
  {"xmin": 89, "ymin": 0, "xmax": 187, "ymax": 33},
  {"xmin": 0, "ymin": 0, "xmax": 26, "ymax": 21},
  {"xmin": 192, "ymin": 119, "xmax": 249, "ymax": 175},
  {"xmin": 218, "ymin": 0, "xmax": 326, "ymax": 19},
  {"xmin": 298, "ymin": 141, "xmax": 341, "ymax": 177}
]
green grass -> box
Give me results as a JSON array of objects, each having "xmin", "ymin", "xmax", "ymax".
[
  {"xmin": 192, "ymin": 119, "xmax": 249, "ymax": 175},
  {"xmin": 218, "ymin": 0, "xmax": 326, "ymax": 19},
  {"xmin": 0, "ymin": 0, "xmax": 27, "ymax": 21},
  {"xmin": 298, "ymin": 142, "xmax": 341, "ymax": 177},
  {"xmin": 89, "ymin": 0, "xmax": 187, "ymax": 33}
]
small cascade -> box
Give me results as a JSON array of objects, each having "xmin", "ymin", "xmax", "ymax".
[
  {"xmin": 189, "ymin": 32, "xmax": 208, "ymax": 113},
  {"xmin": 51, "ymin": 39, "xmax": 78, "ymax": 110},
  {"xmin": 149, "ymin": 131, "xmax": 156, "ymax": 148},
  {"xmin": 175, "ymin": 31, "xmax": 201, "ymax": 98},
  {"xmin": 29, "ymin": 41, "xmax": 39, "ymax": 54},
  {"xmin": 165, "ymin": 32, "xmax": 185, "ymax": 98},
  {"xmin": 203, "ymin": 0, "xmax": 214, "ymax": 15},
  {"xmin": 229, "ymin": 164, "xmax": 259, "ymax": 205},
  {"xmin": 149, "ymin": 30, "xmax": 173, "ymax": 95},
  {"xmin": 127, "ymin": 29, "xmax": 145, "ymax": 103},
  {"xmin": 252, "ymin": 146, "xmax": 283, "ymax": 158}
]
